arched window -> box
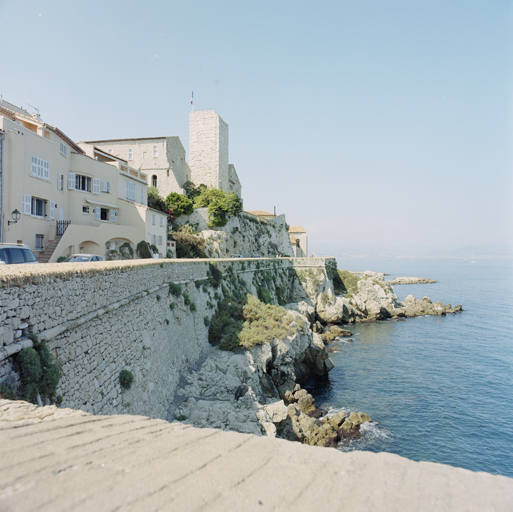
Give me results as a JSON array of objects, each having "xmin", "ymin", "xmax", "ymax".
[{"xmin": 151, "ymin": 175, "xmax": 157, "ymax": 188}]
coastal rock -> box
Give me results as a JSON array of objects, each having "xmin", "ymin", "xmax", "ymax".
[
  {"xmin": 171, "ymin": 310, "xmax": 334, "ymax": 438},
  {"xmin": 387, "ymin": 276, "xmax": 437, "ymax": 285},
  {"xmin": 285, "ymin": 301, "xmax": 316, "ymax": 325},
  {"xmin": 316, "ymin": 292, "xmax": 362, "ymax": 324},
  {"xmin": 341, "ymin": 272, "xmax": 462, "ymax": 322}
]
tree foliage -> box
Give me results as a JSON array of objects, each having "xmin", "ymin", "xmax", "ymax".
[
  {"xmin": 183, "ymin": 181, "xmax": 207, "ymax": 200},
  {"xmin": 165, "ymin": 192, "xmax": 194, "ymax": 217},
  {"xmin": 194, "ymin": 188, "xmax": 243, "ymax": 227}
]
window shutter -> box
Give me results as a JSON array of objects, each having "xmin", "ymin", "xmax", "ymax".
[
  {"xmin": 110, "ymin": 209, "xmax": 116, "ymax": 222},
  {"xmin": 68, "ymin": 172, "xmax": 76, "ymax": 190},
  {"xmin": 23, "ymin": 194, "xmax": 32, "ymax": 215},
  {"xmin": 49, "ymin": 201, "xmax": 56, "ymax": 220},
  {"xmin": 95, "ymin": 207, "xmax": 101, "ymax": 221},
  {"xmin": 101, "ymin": 180, "xmax": 110, "ymax": 193},
  {"xmin": 57, "ymin": 173, "xmax": 63, "ymax": 190},
  {"xmin": 44, "ymin": 161, "xmax": 49, "ymax": 180},
  {"xmin": 31, "ymin": 156, "xmax": 37, "ymax": 176},
  {"xmin": 140, "ymin": 185, "xmax": 144, "ymax": 204},
  {"xmin": 93, "ymin": 178, "xmax": 100, "ymax": 194}
]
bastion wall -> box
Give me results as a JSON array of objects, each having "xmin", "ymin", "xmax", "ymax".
[{"xmin": 0, "ymin": 257, "xmax": 332, "ymax": 420}]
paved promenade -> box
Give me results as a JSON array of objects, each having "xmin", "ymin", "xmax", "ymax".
[{"xmin": 1, "ymin": 399, "xmax": 512, "ymax": 511}]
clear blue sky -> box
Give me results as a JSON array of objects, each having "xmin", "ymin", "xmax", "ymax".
[{"xmin": 2, "ymin": 0, "xmax": 512, "ymax": 256}]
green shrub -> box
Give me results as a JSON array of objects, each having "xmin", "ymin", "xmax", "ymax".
[
  {"xmin": 119, "ymin": 370, "xmax": 134, "ymax": 390},
  {"xmin": 183, "ymin": 292, "xmax": 192, "ymax": 306},
  {"xmin": 183, "ymin": 181, "xmax": 206, "ymax": 200},
  {"xmin": 336, "ymin": 270, "xmax": 362, "ymax": 298},
  {"xmin": 37, "ymin": 344, "xmax": 61, "ymax": 398},
  {"xmin": 156, "ymin": 294, "xmax": 161, "ymax": 301},
  {"xmin": 208, "ymin": 295, "xmax": 297, "ymax": 352},
  {"xmin": 136, "ymin": 241, "xmax": 152, "ymax": 259},
  {"xmin": 169, "ymin": 303, "xmax": 176, "ymax": 311},
  {"xmin": 16, "ymin": 343, "xmax": 61, "ymax": 403},
  {"xmin": 257, "ymin": 286, "xmax": 272, "ymax": 305},
  {"xmin": 165, "ymin": 192, "xmax": 194, "ymax": 217},
  {"xmin": 169, "ymin": 282, "xmax": 182, "ymax": 296},
  {"xmin": 148, "ymin": 186, "xmax": 168, "ymax": 213},
  {"xmin": 171, "ymin": 233, "xmax": 206, "ymax": 258},
  {"xmin": 208, "ymin": 262, "xmax": 223, "ymax": 288},
  {"xmin": 119, "ymin": 242, "xmax": 134, "ymax": 259},
  {"xmin": 0, "ymin": 380, "xmax": 18, "ymax": 400},
  {"xmin": 194, "ymin": 188, "xmax": 243, "ymax": 227},
  {"xmin": 189, "ymin": 302, "xmax": 197, "ymax": 312},
  {"xmin": 56, "ymin": 256, "xmax": 67, "ymax": 263},
  {"xmin": 18, "ymin": 347, "xmax": 42, "ymax": 384}
]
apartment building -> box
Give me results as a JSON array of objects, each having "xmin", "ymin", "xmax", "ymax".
[{"xmin": 0, "ymin": 100, "xmax": 167, "ymax": 262}]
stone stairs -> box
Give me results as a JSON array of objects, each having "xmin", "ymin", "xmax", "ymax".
[{"xmin": 37, "ymin": 236, "xmax": 61, "ymax": 263}]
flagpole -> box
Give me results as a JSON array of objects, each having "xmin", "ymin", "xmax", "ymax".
[{"xmin": 190, "ymin": 90, "xmax": 194, "ymax": 111}]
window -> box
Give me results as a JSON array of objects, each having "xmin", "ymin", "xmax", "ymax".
[
  {"xmin": 152, "ymin": 234, "xmax": 156, "ymax": 245},
  {"xmin": 126, "ymin": 181, "xmax": 136, "ymax": 201},
  {"xmin": 57, "ymin": 173, "xmax": 64, "ymax": 190},
  {"xmin": 31, "ymin": 156, "xmax": 49, "ymax": 180},
  {"xmin": 158, "ymin": 235, "xmax": 163, "ymax": 245},
  {"xmin": 152, "ymin": 214, "xmax": 156, "ymax": 225},
  {"xmin": 153, "ymin": 145, "xmax": 158, "ymax": 158},
  {"xmin": 100, "ymin": 180, "xmax": 111, "ymax": 193},
  {"xmin": 140, "ymin": 185, "xmax": 144, "ymax": 204},
  {"xmin": 160, "ymin": 216, "xmax": 163, "ymax": 227},
  {"xmin": 31, "ymin": 197, "xmax": 46, "ymax": 218},
  {"xmin": 82, "ymin": 206, "xmax": 89, "ymax": 214},
  {"xmin": 100, "ymin": 208, "xmax": 110, "ymax": 221},
  {"xmin": 128, "ymin": 148, "xmax": 133, "ymax": 160},
  {"xmin": 152, "ymin": 174, "xmax": 157, "ymax": 187},
  {"xmin": 75, "ymin": 174, "xmax": 91, "ymax": 192},
  {"xmin": 35, "ymin": 234, "xmax": 44, "ymax": 251},
  {"xmin": 59, "ymin": 142, "xmax": 67, "ymax": 157}
]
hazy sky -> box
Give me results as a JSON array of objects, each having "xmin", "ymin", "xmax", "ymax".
[{"xmin": 1, "ymin": 0, "xmax": 512, "ymax": 256}]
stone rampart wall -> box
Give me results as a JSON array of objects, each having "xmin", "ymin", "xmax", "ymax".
[{"xmin": 0, "ymin": 257, "xmax": 332, "ymax": 420}]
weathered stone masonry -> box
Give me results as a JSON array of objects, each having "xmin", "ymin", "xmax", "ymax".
[{"xmin": 0, "ymin": 257, "xmax": 332, "ymax": 420}]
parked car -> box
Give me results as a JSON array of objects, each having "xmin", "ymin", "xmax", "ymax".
[
  {"xmin": 231, "ymin": 254, "xmax": 244, "ymax": 258},
  {"xmin": 0, "ymin": 243, "xmax": 39, "ymax": 264},
  {"xmin": 62, "ymin": 254, "xmax": 104, "ymax": 262}
]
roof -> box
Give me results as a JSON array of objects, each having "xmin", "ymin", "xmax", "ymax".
[
  {"xmin": 84, "ymin": 136, "xmax": 177, "ymax": 144},
  {"xmin": 246, "ymin": 210, "xmax": 274, "ymax": 217},
  {"xmin": 288, "ymin": 226, "xmax": 306, "ymax": 233}
]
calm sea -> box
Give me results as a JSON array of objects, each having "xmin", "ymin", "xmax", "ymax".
[{"xmin": 306, "ymin": 256, "xmax": 513, "ymax": 477}]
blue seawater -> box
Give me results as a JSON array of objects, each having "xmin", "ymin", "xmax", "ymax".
[{"xmin": 306, "ymin": 257, "xmax": 513, "ymax": 477}]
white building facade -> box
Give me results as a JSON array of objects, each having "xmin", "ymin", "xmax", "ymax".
[{"xmin": 0, "ymin": 100, "xmax": 167, "ymax": 262}]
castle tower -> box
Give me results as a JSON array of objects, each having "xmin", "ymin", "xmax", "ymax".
[{"xmin": 189, "ymin": 110, "xmax": 229, "ymax": 192}]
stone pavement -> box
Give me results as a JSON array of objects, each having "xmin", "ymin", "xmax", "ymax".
[{"xmin": 1, "ymin": 400, "xmax": 512, "ymax": 512}]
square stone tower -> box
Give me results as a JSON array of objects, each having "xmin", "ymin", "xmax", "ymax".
[{"xmin": 189, "ymin": 110, "xmax": 230, "ymax": 192}]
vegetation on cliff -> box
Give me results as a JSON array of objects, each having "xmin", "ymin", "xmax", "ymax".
[{"xmin": 194, "ymin": 187, "xmax": 243, "ymax": 227}]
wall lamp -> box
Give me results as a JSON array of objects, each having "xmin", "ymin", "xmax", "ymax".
[{"xmin": 8, "ymin": 209, "xmax": 21, "ymax": 226}]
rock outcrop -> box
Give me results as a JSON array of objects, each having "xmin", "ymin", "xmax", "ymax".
[
  {"xmin": 387, "ymin": 276, "xmax": 437, "ymax": 285},
  {"xmin": 169, "ymin": 305, "xmax": 370, "ymax": 447}
]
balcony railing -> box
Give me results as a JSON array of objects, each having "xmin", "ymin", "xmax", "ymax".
[{"xmin": 56, "ymin": 220, "xmax": 71, "ymax": 237}]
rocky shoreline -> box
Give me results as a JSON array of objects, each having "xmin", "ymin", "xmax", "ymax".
[
  {"xmin": 169, "ymin": 267, "xmax": 462, "ymax": 448},
  {"xmin": 386, "ymin": 276, "xmax": 437, "ymax": 285}
]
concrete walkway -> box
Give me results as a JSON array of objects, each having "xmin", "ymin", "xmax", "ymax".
[{"xmin": 1, "ymin": 399, "xmax": 512, "ymax": 512}]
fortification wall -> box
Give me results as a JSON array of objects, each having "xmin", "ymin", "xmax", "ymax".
[{"xmin": 0, "ymin": 257, "xmax": 332, "ymax": 420}]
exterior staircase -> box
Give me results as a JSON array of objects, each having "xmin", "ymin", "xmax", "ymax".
[{"xmin": 37, "ymin": 236, "xmax": 62, "ymax": 263}]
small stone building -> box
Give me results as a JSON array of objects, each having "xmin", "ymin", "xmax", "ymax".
[{"xmin": 289, "ymin": 226, "xmax": 308, "ymax": 257}]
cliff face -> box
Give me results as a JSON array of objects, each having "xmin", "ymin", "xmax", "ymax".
[{"xmin": 175, "ymin": 210, "xmax": 294, "ymax": 258}]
